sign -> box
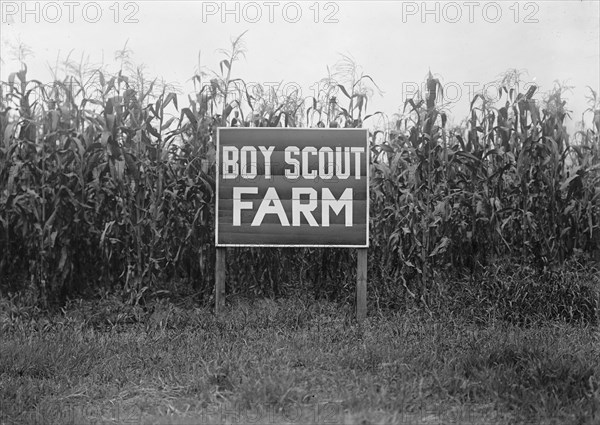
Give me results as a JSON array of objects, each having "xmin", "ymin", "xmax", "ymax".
[{"xmin": 216, "ymin": 128, "xmax": 369, "ymax": 247}]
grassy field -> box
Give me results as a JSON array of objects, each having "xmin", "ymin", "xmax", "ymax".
[{"xmin": 1, "ymin": 286, "xmax": 599, "ymax": 425}]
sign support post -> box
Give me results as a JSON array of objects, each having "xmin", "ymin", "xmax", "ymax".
[
  {"xmin": 356, "ymin": 248, "xmax": 367, "ymax": 322},
  {"xmin": 215, "ymin": 247, "xmax": 226, "ymax": 315}
]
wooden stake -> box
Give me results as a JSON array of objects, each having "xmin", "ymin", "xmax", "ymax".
[
  {"xmin": 215, "ymin": 247, "xmax": 226, "ymax": 315},
  {"xmin": 356, "ymin": 248, "xmax": 367, "ymax": 322}
]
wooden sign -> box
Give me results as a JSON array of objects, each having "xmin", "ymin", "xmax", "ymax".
[
  {"xmin": 216, "ymin": 128, "xmax": 369, "ymax": 247},
  {"xmin": 214, "ymin": 127, "xmax": 369, "ymax": 322}
]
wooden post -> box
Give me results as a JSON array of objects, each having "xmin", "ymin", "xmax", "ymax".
[
  {"xmin": 356, "ymin": 248, "xmax": 367, "ymax": 322},
  {"xmin": 215, "ymin": 247, "xmax": 226, "ymax": 315}
]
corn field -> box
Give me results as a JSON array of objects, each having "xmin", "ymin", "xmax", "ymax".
[{"xmin": 1, "ymin": 37, "xmax": 599, "ymax": 309}]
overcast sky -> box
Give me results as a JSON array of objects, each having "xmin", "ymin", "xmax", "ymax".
[{"xmin": 1, "ymin": 0, "xmax": 599, "ymax": 129}]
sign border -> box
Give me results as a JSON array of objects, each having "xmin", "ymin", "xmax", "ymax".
[{"xmin": 215, "ymin": 127, "xmax": 369, "ymax": 248}]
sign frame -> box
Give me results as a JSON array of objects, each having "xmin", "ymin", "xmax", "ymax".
[{"xmin": 215, "ymin": 127, "xmax": 370, "ymax": 248}]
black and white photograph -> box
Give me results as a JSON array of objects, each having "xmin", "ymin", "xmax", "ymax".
[{"xmin": 1, "ymin": 1, "xmax": 599, "ymax": 424}]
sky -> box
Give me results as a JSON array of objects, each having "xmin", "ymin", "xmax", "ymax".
[{"xmin": 1, "ymin": 0, "xmax": 599, "ymax": 130}]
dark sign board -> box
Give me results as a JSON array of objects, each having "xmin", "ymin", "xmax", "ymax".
[{"xmin": 216, "ymin": 128, "xmax": 369, "ymax": 247}]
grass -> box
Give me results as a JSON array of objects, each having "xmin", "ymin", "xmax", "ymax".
[{"xmin": 1, "ymin": 288, "xmax": 599, "ymax": 425}]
